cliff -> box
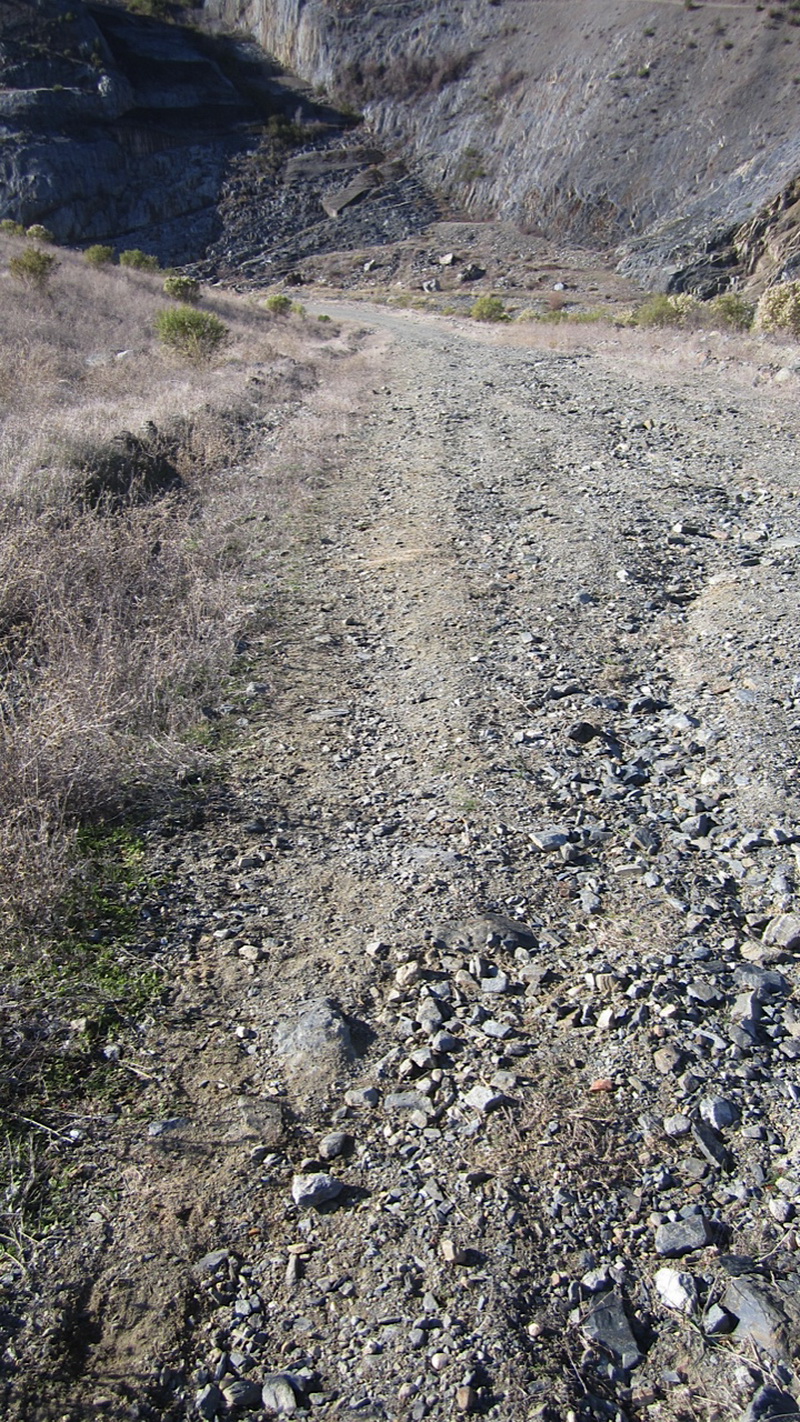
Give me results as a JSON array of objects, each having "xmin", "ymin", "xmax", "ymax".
[{"xmin": 201, "ymin": 0, "xmax": 800, "ymax": 288}]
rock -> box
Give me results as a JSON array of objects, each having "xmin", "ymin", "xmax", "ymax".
[
  {"xmin": 722, "ymin": 1275, "xmax": 790, "ymax": 1358},
  {"xmin": 148, "ymin": 1116, "xmax": 190, "ymax": 1137},
  {"xmin": 653, "ymin": 1045, "xmax": 683, "ymax": 1075},
  {"xmin": 763, "ymin": 913, "xmax": 800, "ymax": 951},
  {"xmin": 385, "ymin": 1090, "xmax": 435, "ymax": 1115},
  {"xmin": 261, "ymin": 1374, "xmax": 299, "ymax": 1415},
  {"xmin": 530, "ymin": 828, "xmax": 570, "ymax": 852},
  {"xmin": 740, "ymin": 1385, "xmax": 800, "ymax": 1422},
  {"xmin": 654, "ymin": 1267, "xmax": 697, "ymax": 1314},
  {"xmin": 456, "ymin": 1386, "xmax": 478, "ymax": 1412},
  {"xmin": 344, "ymin": 1086, "xmax": 379, "ymax": 1108},
  {"xmin": 192, "ymin": 1249, "xmax": 230, "ymax": 1277},
  {"xmin": 195, "ymin": 1383, "xmax": 223, "ymax": 1420},
  {"xmin": 654, "ymin": 1215, "xmax": 712, "ymax": 1257},
  {"xmin": 692, "ymin": 1119, "xmax": 733, "ymax": 1170},
  {"xmin": 463, "ymin": 1084, "xmax": 507, "ymax": 1112},
  {"xmin": 291, "ymin": 1173, "xmax": 343, "ymax": 1209},
  {"xmin": 318, "ymin": 1130, "xmax": 352, "ymax": 1161},
  {"xmin": 704, "ymin": 1303, "xmax": 734, "ymax": 1335},
  {"xmin": 567, "ymin": 721, "xmax": 599, "ymax": 744},
  {"xmin": 222, "ymin": 1379, "xmax": 263, "ymax": 1409},
  {"xmin": 581, "ymin": 1289, "xmax": 642, "ymax": 1369},
  {"xmin": 699, "ymin": 1097, "xmax": 737, "ymax": 1130},
  {"xmin": 274, "ymin": 999, "xmax": 352, "ymax": 1090}
]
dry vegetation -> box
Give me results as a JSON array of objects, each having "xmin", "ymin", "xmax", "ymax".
[{"xmin": 0, "ymin": 237, "xmax": 367, "ymax": 937}]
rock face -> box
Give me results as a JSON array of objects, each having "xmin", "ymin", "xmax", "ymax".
[
  {"xmin": 0, "ymin": 0, "xmax": 346, "ymax": 262},
  {"xmin": 203, "ymin": 0, "xmax": 800, "ymax": 288}
]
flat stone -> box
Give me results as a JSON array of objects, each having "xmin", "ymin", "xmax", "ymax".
[
  {"xmin": 763, "ymin": 914, "xmax": 800, "ymax": 951},
  {"xmin": 722, "ymin": 1276, "xmax": 790, "ymax": 1358},
  {"xmin": 530, "ymin": 828, "xmax": 570, "ymax": 852},
  {"xmin": 692, "ymin": 1119, "xmax": 732, "ymax": 1170},
  {"xmin": 274, "ymin": 999, "xmax": 352, "ymax": 1090},
  {"xmin": 654, "ymin": 1215, "xmax": 712, "ymax": 1257},
  {"xmin": 222, "ymin": 1379, "xmax": 263, "ymax": 1409},
  {"xmin": 463, "ymin": 1084, "xmax": 506, "ymax": 1112},
  {"xmin": 344, "ymin": 1086, "xmax": 379, "ymax": 1108},
  {"xmin": 581, "ymin": 1289, "xmax": 642, "ymax": 1370},
  {"xmin": 291, "ymin": 1173, "xmax": 343, "ymax": 1209},
  {"xmin": 385, "ymin": 1090, "xmax": 435, "ymax": 1115}
]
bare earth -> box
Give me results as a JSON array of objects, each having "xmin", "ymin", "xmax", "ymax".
[{"xmin": 5, "ymin": 304, "xmax": 800, "ymax": 1422}]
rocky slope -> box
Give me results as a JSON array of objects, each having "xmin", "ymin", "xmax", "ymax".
[
  {"xmin": 3, "ymin": 307, "xmax": 800, "ymax": 1422},
  {"xmin": 202, "ymin": 0, "xmax": 800, "ymax": 290}
]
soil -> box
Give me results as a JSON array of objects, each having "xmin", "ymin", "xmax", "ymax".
[{"xmin": 2, "ymin": 300, "xmax": 800, "ymax": 1422}]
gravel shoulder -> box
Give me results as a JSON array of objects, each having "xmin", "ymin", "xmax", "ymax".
[{"xmin": 4, "ymin": 308, "xmax": 800, "ymax": 1422}]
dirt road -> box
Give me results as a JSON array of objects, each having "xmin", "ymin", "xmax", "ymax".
[{"xmin": 8, "ymin": 307, "xmax": 800, "ymax": 1422}]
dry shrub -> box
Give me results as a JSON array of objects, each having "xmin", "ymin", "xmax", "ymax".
[{"xmin": 0, "ymin": 236, "xmax": 371, "ymax": 934}]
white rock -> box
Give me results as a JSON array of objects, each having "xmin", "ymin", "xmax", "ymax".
[{"xmin": 655, "ymin": 1266, "xmax": 697, "ymax": 1314}]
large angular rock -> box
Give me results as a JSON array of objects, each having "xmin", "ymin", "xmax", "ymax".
[
  {"xmin": 722, "ymin": 1275, "xmax": 790, "ymax": 1358},
  {"xmin": 581, "ymin": 1290, "xmax": 642, "ymax": 1369},
  {"xmin": 274, "ymin": 998, "xmax": 352, "ymax": 1094}
]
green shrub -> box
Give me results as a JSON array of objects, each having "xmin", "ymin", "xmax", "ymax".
[
  {"xmin": 0, "ymin": 219, "xmax": 26, "ymax": 236},
  {"xmin": 155, "ymin": 305, "xmax": 228, "ymax": 361},
  {"xmin": 756, "ymin": 280, "xmax": 800, "ymax": 336},
  {"xmin": 163, "ymin": 275, "xmax": 201, "ymax": 304},
  {"xmin": 317, "ymin": 313, "xmax": 332, "ymax": 323},
  {"xmin": 8, "ymin": 246, "xmax": 58, "ymax": 290},
  {"xmin": 471, "ymin": 294, "xmax": 508, "ymax": 323},
  {"xmin": 26, "ymin": 224, "xmax": 54, "ymax": 243},
  {"xmin": 631, "ymin": 292, "xmax": 699, "ymax": 327},
  {"xmin": 263, "ymin": 292, "xmax": 292, "ymax": 315},
  {"xmin": 709, "ymin": 291, "xmax": 755, "ymax": 331},
  {"xmin": 85, "ymin": 244, "xmax": 115, "ymax": 267},
  {"xmin": 290, "ymin": 301, "xmax": 306, "ymax": 317},
  {"xmin": 119, "ymin": 248, "xmax": 160, "ymax": 272}
]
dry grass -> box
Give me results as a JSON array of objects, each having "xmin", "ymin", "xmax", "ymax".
[{"xmin": 0, "ymin": 236, "xmax": 367, "ymax": 934}]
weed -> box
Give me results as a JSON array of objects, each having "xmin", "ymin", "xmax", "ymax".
[
  {"xmin": 8, "ymin": 247, "xmax": 58, "ymax": 290},
  {"xmin": 756, "ymin": 280, "xmax": 800, "ymax": 335},
  {"xmin": 162, "ymin": 274, "xmax": 201, "ymax": 305},
  {"xmin": 119, "ymin": 249, "xmax": 160, "ymax": 272},
  {"xmin": 0, "ymin": 219, "xmax": 25, "ymax": 237},
  {"xmin": 263, "ymin": 292, "xmax": 292, "ymax": 316},
  {"xmin": 25, "ymin": 225, "xmax": 54, "ymax": 244},
  {"xmin": 84, "ymin": 244, "xmax": 115, "ymax": 267},
  {"xmin": 471, "ymin": 294, "xmax": 509, "ymax": 323},
  {"xmin": 709, "ymin": 291, "xmax": 754, "ymax": 331},
  {"xmin": 154, "ymin": 305, "xmax": 228, "ymax": 361},
  {"xmin": 455, "ymin": 144, "xmax": 487, "ymax": 184},
  {"xmin": 631, "ymin": 292, "xmax": 699, "ymax": 328}
]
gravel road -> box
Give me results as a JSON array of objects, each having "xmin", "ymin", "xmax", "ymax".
[{"xmin": 6, "ymin": 308, "xmax": 800, "ymax": 1422}]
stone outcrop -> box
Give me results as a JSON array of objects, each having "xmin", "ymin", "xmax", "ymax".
[
  {"xmin": 201, "ymin": 0, "xmax": 800, "ymax": 289},
  {"xmin": 0, "ymin": 0, "xmax": 347, "ymax": 262}
]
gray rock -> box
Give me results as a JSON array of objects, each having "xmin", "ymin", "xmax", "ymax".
[
  {"xmin": 700, "ymin": 1097, "xmax": 737, "ymax": 1130},
  {"xmin": 192, "ymin": 1249, "xmax": 230, "ymax": 1277},
  {"xmin": 530, "ymin": 827, "xmax": 570, "ymax": 852},
  {"xmin": 654, "ymin": 1215, "xmax": 712, "ymax": 1257},
  {"xmin": 262, "ymin": 1374, "xmax": 299, "ymax": 1415},
  {"xmin": 463, "ymin": 1084, "xmax": 506, "ymax": 1112},
  {"xmin": 722, "ymin": 1275, "xmax": 790, "ymax": 1358},
  {"xmin": 222, "ymin": 1379, "xmax": 263, "ymax": 1409},
  {"xmin": 318, "ymin": 1130, "xmax": 352, "ymax": 1161},
  {"xmin": 274, "ymin": 999, "xmax": 352, "ymax": 1090},
  {"xmin": 291, "ymin": 1173, "xmax": 343, "ymax": 1209},
  {"xmin": 148, "ymin": 1116, "xmax": 190, "ymax": 1138},
  {"xmin": 385, "ymin": 1090, "xmax": 435, "ymax": 1115},
  {"xmin": 740, "ymin": 1385, "xmax": 800, "ymax": 1422},
  {"xmin": 763, "ymin": 913, "xmax": 800, "ymax": 951},
  {"xmin": 704, "ymin": 1303, "xmax": 734, "ymax": 1335},
  {"xmin": 692, "ymin": 1119, "xmax": 733, "ymax": 1170},
  {"xmin": 344, "ymin": 1086, "xmax": 379, "ymax": 1108},
  {"xmin": 581, "ymin": 1289, "xmax": 642, "ymax": 1369},
  {"xmin": 195, "ymin": 1384, "xmax": 223, "ymax": 1420}
]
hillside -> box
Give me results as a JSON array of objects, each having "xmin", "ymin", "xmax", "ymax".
[{"xmin": 201, "ymin": 0, "xmax": 800, "ymax": 290}]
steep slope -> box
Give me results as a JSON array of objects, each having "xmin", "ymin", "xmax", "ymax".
[{"xmin": 203, "ymin": 0, "xmax": 800, "ymax": 287}]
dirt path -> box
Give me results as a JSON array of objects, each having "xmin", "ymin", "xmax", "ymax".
[{"xmin": 7, "ymin": 309, "xmax": 800, "ymax": 1422}]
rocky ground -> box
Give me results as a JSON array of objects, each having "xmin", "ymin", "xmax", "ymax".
[{"xmin": 2, "ymin": 302, "xmax": 800, "ymax": 1422}]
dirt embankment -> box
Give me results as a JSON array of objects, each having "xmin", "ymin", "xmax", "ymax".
[{"xmin": 4, "ymin": 304, "xmax": 800, "ymax": 1422}]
